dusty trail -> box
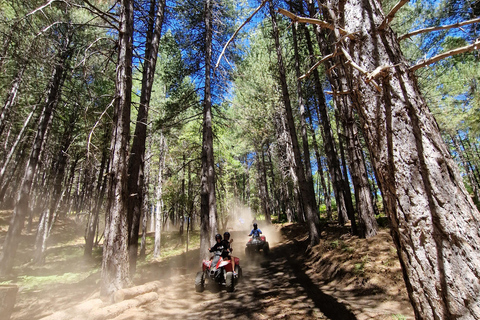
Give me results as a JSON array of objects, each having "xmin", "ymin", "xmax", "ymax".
[{"xmin": 112, "ymin": 227, "xmax": 358, "ymax": 320}]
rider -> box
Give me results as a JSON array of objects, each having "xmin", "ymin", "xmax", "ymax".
[
  {"xmin": 222, "ymin": 231, "xmax": 236, "ymax": 272},
  {"xmin": 209, "ymin": 233, "xmax": 225, "ymax": 254},
  {"xmin": 222, "ymin": 232, "xmax": 233, "ymax": 256},
  {"xmin": 248, "ymin": 223, "xmax": 262, "ymax": 237}
]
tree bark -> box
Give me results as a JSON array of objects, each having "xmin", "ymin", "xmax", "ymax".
[
  {"xmin": 200, "ymin": 0, "xmax": 218, "ymax": 262},
  {"xmin": 127, "ymin": 0, "xmax": 166, "ymax": 275},
  {"xmin": 337, "ymin": 99, "xmax": 378, "ymax": 238},
  {"xmin": 300, "ymin": 0, "xmax": 480, "ymax": 317},
  {"xmin": 269, "ymin": 0, "xmax": 319, "ymax": 246},
  {"xmin": 306, "ymin": 104, "xmax": 332, "ymax": 219},
  {"xmin": 100, "ymin": 0, "xmax": 134, "ymax": 297},
  {"xmin": 290, "ymin": 5, "xmax": 319, "ymax": 227},
  {"xmin": 303, "ymin": 1, "xmax": 351, "ymax": 225}
]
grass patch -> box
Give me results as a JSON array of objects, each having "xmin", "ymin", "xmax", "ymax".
[{"xmin": 1, "ymin": 271, "xmax": 98, "ymax": 292}]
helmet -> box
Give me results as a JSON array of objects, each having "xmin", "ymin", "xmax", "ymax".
[
  {"xmin": 215, "ymin": 234, "xmax": 222, "ymax": 241},
  {"xmin": 223, "ymin": 232, "xmax": 230, "ymax": 240},
  {"xmin": 253, "ymin": 223, "xmax": 257, "ymax": 229}
]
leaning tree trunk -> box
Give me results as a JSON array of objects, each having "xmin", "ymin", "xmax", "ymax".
[
  {"xmin": 269, "ymin": 0, "xmax": 319, "ymax": 246},
  {"xmin": 337, "ymin": 98, "xmax": 378, "ymax": 238},
  {"xmin": 85, "ymin": 131, "xmax": 109, "ymax": 257},
  {"xmin": 284, "ymin": 0, "xmax": 480, "ymax": 318},
  {"xmin": 302, "ymin": 2, "xmax": 351, "ymax": 225},
  {"xmin": 127, "ymin": 0, "xmax": 166, "ymax": 276},
  {"xmin": 199, "ymin": 0, "xmax": 218, "ymax": 262},
  {"xmin": 100, "ymin": 0, "xmax": 134, "ymax": 297},
  {"xmin": 305, "ymin": 104, "xmax": 332, "ymax": 219},
  {"xmin": 0, "ymin": 44, "xmax": 70, "ymax": 275},
  {"xmin": 290, "ymin": 7, "xmax": 319, "ymax": 225},
  {"xmin": 0, "ymin": 63, "xmax": 27, "ymax": 138},
  {"xmin": 33, "ymin": 105, "xmax": 78, "ymax": 264}
]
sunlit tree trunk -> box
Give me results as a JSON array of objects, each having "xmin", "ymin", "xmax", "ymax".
[
  {"xmin": 100, "ymin": 0, "xmax": 134, "ymax": 297},
  {"xmin": 337, "ymin": 99, "xmax": 378, "ymax": 238},
  {"xmin": 200, "ymin": 0, "xmax": 218, "ymax": 262},
  {"xmin": 291, "ymin": 6, "xmax": 319, "ymax": 225},
  {"xmin": 0, "ymin": 63, "xmax": 27, "ymax": 138},
  {"xmin": 269, "ymin": 0, "xmax": 319, "ymax": 246},
  {"xmin": 34, "ymin": 104, "xmax": 79, "ymax": 264},
  {"xmin": 0, "ymin": 41, "xmax": 70, "ymax": 275},
  {"xmin": 153, "ymin": 133, "xmax": 166, "ymax": 258},
  {"xmin": 85, "ymin": 130, "xmax": 109, "ymax": 257},
  {"xmin": 303, "ymin": 2, "xmax": 351, "ymax": 225},
  {"xmin": 127, "ymin": 0, "xmax": 166, "ymax": 275}
]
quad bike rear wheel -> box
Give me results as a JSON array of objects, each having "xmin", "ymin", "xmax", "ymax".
[
  {"xmin": 195, "ymin": 271, "xmax": 205, "ymax": 292},
  {"xmin": 225, "ymin": 271, "xmax": 234, "ymax": 292},
  {"xmin": 234, "ymin": 265, "xmax": 242, "ymax": 285},
  {"xmin": 263, "ymin": 242, "xmax": 270, "ymax": 255}
]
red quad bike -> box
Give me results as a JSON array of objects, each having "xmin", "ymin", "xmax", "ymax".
[
  {"xmin": 195, "ymin": 250, "xmax": 242, "ymax": 293},
  {"xmin": 245, "ymin": 235, "xmax": 269, "ymax": 256}
]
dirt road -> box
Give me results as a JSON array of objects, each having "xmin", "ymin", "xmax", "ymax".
[{"xmin": 111, "ymin": 228, "xmax": 360, "ymax": 320}]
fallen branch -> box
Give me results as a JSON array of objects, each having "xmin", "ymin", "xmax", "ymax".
[
  {"xmin": 278, "ymin": 8, "xmax": 354, "ymax": 39},
  {"xmin": 399, "ymin": 17, "xmax": 480, "ymax": 41},
  {"xmin": 410, "ymin": 39, "xmax": 480, "ymax": 71},
  {"xmin": 214, "ymin": 0, "xmax": 268, "ymax": 73},
  {"xmin": 378, "ymin": 0, "xmax": 410, "ymax": 30}
]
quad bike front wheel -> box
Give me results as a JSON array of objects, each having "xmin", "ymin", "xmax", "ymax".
[
  {"xmin": 263, "ymin": 242, "xmax": 270, "ymax": 255},
  {"xmin": 195, "ymin": 271, "xmax": 205, "ymax": 292},
  {"xmin": 225, "ymin": 271, "xmax": 234, "ymax": 292}
]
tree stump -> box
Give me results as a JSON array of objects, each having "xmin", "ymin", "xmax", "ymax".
[{"xmin": 0, "ymin": 285, "xmax": 18, "ymax": 320}]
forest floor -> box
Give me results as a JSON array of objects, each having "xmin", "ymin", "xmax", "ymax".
[{"xmin": 0, "ymin": 210, "xmax": 414, "ymax": 320}]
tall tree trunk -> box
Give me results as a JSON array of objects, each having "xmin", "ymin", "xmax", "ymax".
[
  {"xmin": 0, "ymin": 63, "xmax": 27, "ymax": 138},
  {"xmin": 85, "ymin": 132, "xmax": 109, "ymax": 257},
  {"xmin": 34, "ymin": 105, "xmax": 78, "ymax": 264},
  {"xmin": 0, "ymin": 44, "xmax": 70, "ymax": 274},
  {"xmin": 306, "ymin": 104, "xmax": 332, "ymax": 219},
  {"xmin": 275, "ymin": 108, "xmax": 303, "ymax": 222},
  {"xmin": 127, "ymin": 0, "xmax": 166, "ymax": 276},
  {"xmin": 269, "ymin": 0, "xmax": 319, "ymax": 246},
  {"xmin": 267, "ymin": 146, "xmax": 280, "ymax": 220},
  {"xmin": 303, "ymin": 1, "xmax": 351, "ymax": 225},
  {"xmin": 140, "ymin": 133, "xmax": 153, "ymax": 258},
  {"xmin": 293, "ymin": 0, "xmax": 480, "ymax": 317},
  {"xmin": 0, "ymin": 105, "xmax": 37, "ymax": 186},
  {"xmin": 337, "ymin": 99, "xmax": 378, "ymax": 238},
  {"xmin": 290, "ymin": 5, "xmax": 319, "ymax": 226},
  {"xmin": 200, "ymin": 0, "xmax": 218, "ymax": 261},
  {"xmin": 100, "ymin": 0, "xmax": 134, "ymax": 297},
  {"xmin": 256, "ymin": 143, "xmax": 272, "ymax": 223},
  {"xmin": 334, "ymin": 110, "xmax": 357, "ymax": 234},
  {"xmin": 153, "ymin": 133, "xmax": 166, "ymax": 258}
]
